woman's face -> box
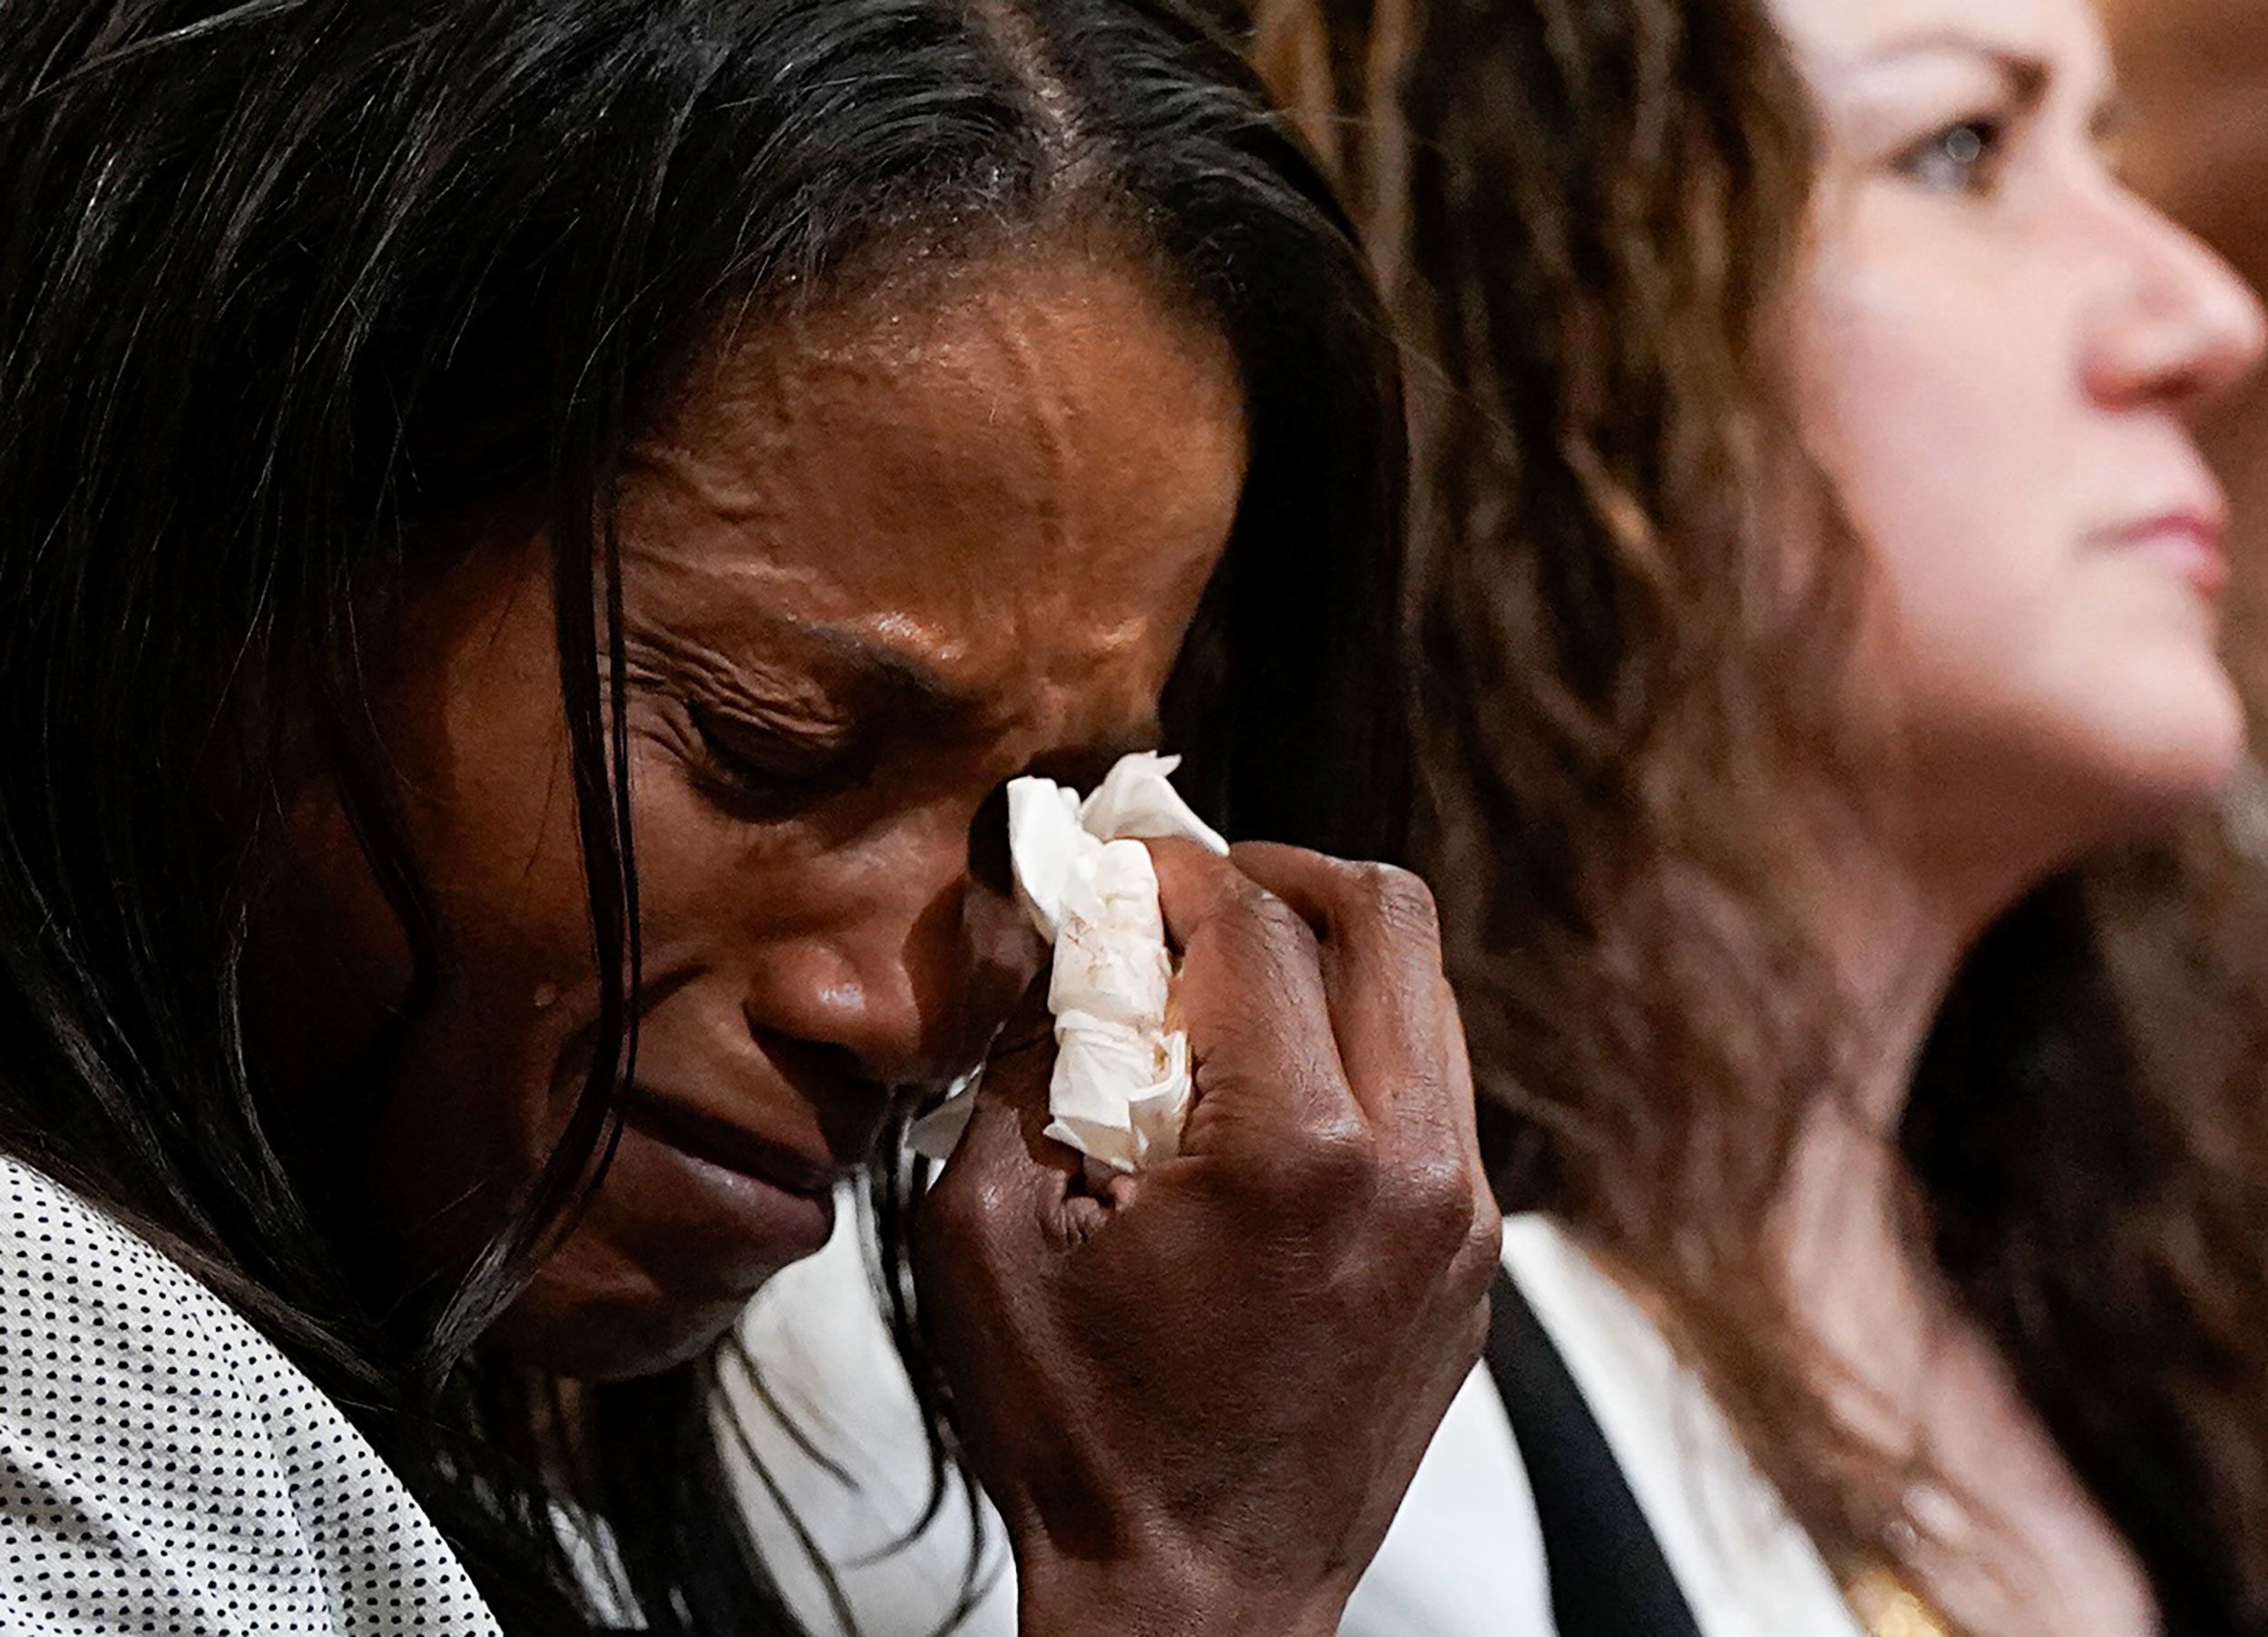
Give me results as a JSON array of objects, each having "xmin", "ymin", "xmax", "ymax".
[
  {"xmin": 1774, "ymin": 0, "xmax": 2267, "ymax": 889},
  {"xmin": 260, "ymin": 248, "xmax": 1247, "ymax": 1377}
]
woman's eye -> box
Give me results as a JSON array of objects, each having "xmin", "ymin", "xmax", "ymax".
[
  {"xmin": 1898, "ymin": 118, "xmax": 2006, "ymax": 196},
  {"xmin": 686, "ymin": 701, "xmax": 860, "ymax": 816}
]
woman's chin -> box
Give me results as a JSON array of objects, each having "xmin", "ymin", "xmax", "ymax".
[
  {"xmin": 484, "ymin": 1260, "xmax": 779, "ymax": 1382},
  {"xmin": 1890, "ymin": 669, "xmax": 2247, "ymax": 908},
  {"xmin": 483, "ymin": 1224, "xmax": 803, "ymax": 1378},
  {"xmin": 2087, "ymin": 669, "xmax": 2251, "ymax": 828},
  {"xmin": 474, "ymin": 1124, "xmax": 846, "ymax": 1378}
]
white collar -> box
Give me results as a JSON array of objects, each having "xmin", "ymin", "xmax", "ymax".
[{"xmin": 1501, "ymin": 1214, "xmax": 1866, "ymax": 1637}]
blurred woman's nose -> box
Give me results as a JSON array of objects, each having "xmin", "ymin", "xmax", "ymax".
[{"xmin": 2084, "ymin": 191, "xmax": 2268, "ymax": 414}]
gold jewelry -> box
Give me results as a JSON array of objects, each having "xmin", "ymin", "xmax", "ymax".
[{"xmin": 1845, "ymin": 1564, "xmax": 1957, "ymax": 1637}]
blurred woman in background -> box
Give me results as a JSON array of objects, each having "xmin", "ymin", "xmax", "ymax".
[{"xmin": 1366, "ymin": 0, "xmax": 2268, "ymax": 1631}]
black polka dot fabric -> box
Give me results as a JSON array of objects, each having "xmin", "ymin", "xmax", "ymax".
[{"xmin": 0, "ymin": 1156, "xmax": 501, "ymax": 1633}]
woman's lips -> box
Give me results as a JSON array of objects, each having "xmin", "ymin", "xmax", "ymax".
[
  {"xmin": 2112, "ymin": 510, "xmax": 2227, "ymax": 600},
  {"xmin": 613, "ymin": 1089, "xmax": 844, "ymax": 1264}
]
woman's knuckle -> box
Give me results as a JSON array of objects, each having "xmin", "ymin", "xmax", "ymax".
[
  {"xmin": 1281, "ymin": 1117, "xmax": 1380, "ymax": 1199},
  {"xmin": 1387, "ymin": 1154, "xmax": 1478, "ymax": 1253},
  {"xmin": 1356, "ymin": 862, "xmax": 1442, "ymax": 941},
  {"xmin": 1159, "ymin": 848, "xmax": 1247, "ymax": 931},
  {"xmin": 1245, "ymin": 885, "xmax": 1315, "ymax": 946},
  {"xmin": 1465, "ymin": 1203, "xmax": 1505, "ymax": 1265},
  {"xmin": 1457, "ymin": 1209, "xmax": 1505, "ymax": 1289}
]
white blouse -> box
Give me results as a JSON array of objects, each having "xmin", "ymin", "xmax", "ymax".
[
  {"xmin": 1343, "ymin": 1215, "xmax": 1863, "ymax": 1637},
  {"xmin": 727, "ymin": 1209, "xmax": 1864, "ymax": 1637},
  {"xmin": 0, "ymin": 1154, "xmax": 499, "ymax": 1635},
  {"xmin": 722, "ymin": 1217, "xmax": 1019, "ymax": 1634}
]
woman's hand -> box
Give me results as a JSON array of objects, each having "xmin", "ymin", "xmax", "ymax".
[{"xmin": 914, "ymin": 841, "xmax": 1499, "ymax": 1637}]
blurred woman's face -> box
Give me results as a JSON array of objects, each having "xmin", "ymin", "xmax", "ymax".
[
  {"xmin": 258, "ymin": 248, "xmax": 1246, "ymax": 1377},
  {"xmin": 1774, "ymin": 0, "xmax": 2266, "ymax": 890}
]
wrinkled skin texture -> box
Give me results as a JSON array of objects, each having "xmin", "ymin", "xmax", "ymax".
[
  {"xmin": 254, "ymin": 246, "xmax": 1244, "ymax": 1378},
  {"xmin": 251, "ymin": 236, "xmax": 1499, "ymax": 1628},
  {"xmin": 1779, "ymin": 0, "xmax": 2265, "ymax": 913},
  {"xmin": 918, "ymin": 839, "xmax": 1498, "ymax": 1637}
]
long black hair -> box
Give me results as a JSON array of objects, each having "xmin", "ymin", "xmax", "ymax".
[{"xmin": 0, "ymin": 1, "xmax": 1403, "ymax": 1630}]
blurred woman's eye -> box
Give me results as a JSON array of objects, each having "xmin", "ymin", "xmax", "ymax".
[{"xmin": 1897, "ymin": 117, "xmax": 2007, "ymax": 196}]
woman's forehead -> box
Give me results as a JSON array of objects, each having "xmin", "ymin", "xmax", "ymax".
[{"xmin": 612, "ymin": 246, "xmax": 1245, "ymax": 711}]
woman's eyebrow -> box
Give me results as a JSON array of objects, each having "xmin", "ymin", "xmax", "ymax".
[
  {"xmin": 628, "ymin": 611, "xmax": 982, "ymax": 731},
  {"xmin": 735, "ymin": 610, "xmax": 985, "ymax": 723},
  {"xmin": 1834, "ymin": 35, "xmax": 2055, "ymax": 108}
]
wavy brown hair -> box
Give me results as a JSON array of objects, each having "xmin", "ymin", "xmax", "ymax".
[{"xmin": 1227, "ymin": 0, "xmax": 2268, "ymax": 1626}]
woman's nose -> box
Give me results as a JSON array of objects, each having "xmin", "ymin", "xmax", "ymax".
[
  {"xmin": 2085, "ymin": 193, "xmax": 2268, "ymax": 415},
  {"xmin": 751, "ymin": 820, "xmax": 1043, "ymax": 1090}
]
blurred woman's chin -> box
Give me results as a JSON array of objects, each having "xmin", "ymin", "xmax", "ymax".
[{"xmin": 2092, "ymin": 662, "xmax": 2250, "ymax": 823}]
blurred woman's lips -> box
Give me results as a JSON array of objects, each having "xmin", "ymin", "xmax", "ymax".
[
  {"xmin": 616, "ymin": 1088, "xmax": 846, "ymax": 1260},
  {"xmin": 2106, "ymin": 507, "xmax": 2228, "ymax": 600}
]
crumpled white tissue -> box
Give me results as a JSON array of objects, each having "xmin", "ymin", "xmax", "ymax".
[{"xmin": 906, "ymin": 752, "xmax": 1228, "ymax": 1171}]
